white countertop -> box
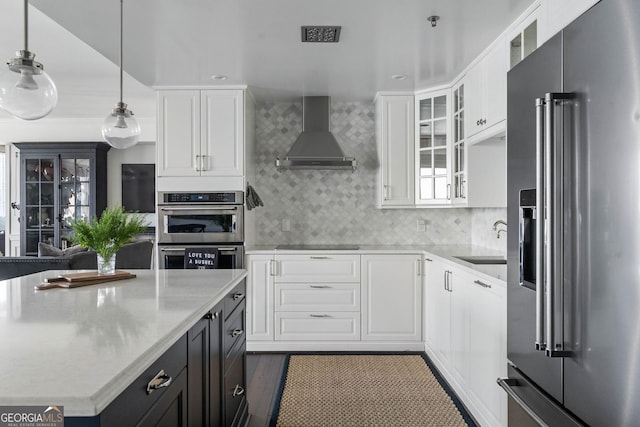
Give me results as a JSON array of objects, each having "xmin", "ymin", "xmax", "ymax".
[
  {"xmin": 246, "ymin": 244, "xmax": 507, "ymax": 282},
  {"xmin": 0, "ymin": 269, "xmax": 247, "ymax": 416}
]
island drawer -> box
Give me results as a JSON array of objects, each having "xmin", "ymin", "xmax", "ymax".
[
  {"xmin": 275, "ymin": 283, "xmax": 360, "ymax": 312},
  {"xmin": 224, "ymin": 348, "xmax": 247, "ymax": 427},
  {"xmin": 97, "ymin": 335, "xmax": 188, "ymax": 426},
  {"xmin": 224, "ymin": 300, "xmax": 246, "ymax": 361},
  {"xmin": 224, "ymin": 279, "xmax": 246, "ymax": 320}
]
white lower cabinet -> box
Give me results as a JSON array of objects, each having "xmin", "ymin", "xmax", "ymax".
[
  {"xmin": 246, "ymin": 255, "xmax": 274, "ymax": 341},
  {"xmin": 361, "ymin": 254, "xmax": 422, "ymax": 341},
  {"xmin": 424, "ymin": 255, "xmax": 506, "ymax": 427},
  {"xmin": 246, "ymin": 252, "xmax": 424, "ymax": 351}
]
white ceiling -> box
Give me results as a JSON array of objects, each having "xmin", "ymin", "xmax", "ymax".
[{"xmin": 1, "ymin": 0, "xmax": 535, "ymax": 119}]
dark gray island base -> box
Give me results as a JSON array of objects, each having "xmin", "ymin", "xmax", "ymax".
[{"xmin": 66, "ymin": 279, "xmax": 247, "ymax": 427}]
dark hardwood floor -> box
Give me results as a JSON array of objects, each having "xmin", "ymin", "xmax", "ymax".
[{"xmin": 246, "ymin": 353, "xmax": 287, "ymax": 427}]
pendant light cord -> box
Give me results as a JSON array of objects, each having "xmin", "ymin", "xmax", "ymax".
[
  {"xmin": 23, "ymin": 0, "xmax": 28, "ymax": 51},
  {"xmin": 119, "ymin": 0, "xmax": 124, "ymax": 104}
]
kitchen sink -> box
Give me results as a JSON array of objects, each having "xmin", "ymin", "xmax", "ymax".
[{"xmin": 453, "ymin": 255, "xmax": 507, "ymax": 265}]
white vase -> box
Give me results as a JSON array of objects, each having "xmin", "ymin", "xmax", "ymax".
[{"xmin": 97, "ymin": 254, "xmax": 116, "ymax": 275}]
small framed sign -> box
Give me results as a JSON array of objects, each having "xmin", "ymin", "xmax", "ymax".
[{"xmin": 184, "ymin": 247, "xmax": 219, "ymax": 269}]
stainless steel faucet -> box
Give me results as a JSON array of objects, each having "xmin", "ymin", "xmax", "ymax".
[{"xmin": 493, "ymin": 220, "xmax": 507, "ymax": 239}]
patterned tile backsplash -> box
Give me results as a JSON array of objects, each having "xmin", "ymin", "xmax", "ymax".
[{"xmin": 251, "ymin": 100, "xmax": 505, "ymax": 250}]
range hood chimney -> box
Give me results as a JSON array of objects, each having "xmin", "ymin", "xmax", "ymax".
[{"xmin": 276, "ymin": 96, "xmax": 356, "ymax": 171}]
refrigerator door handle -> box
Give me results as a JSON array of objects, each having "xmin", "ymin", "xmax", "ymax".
[
  {"xmin": 535, "ymin": 97, "xmax": 546, "ymax": 351},
  {"xmin": 497, "ymin": 378, "xmax": 550, "ymax": 427},
  {"xmin": 544, "ymin": 92, "xmax": 573, "ymax": 358}
]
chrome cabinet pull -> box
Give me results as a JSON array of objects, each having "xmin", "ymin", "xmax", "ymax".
[
  {"xmin": 231, "ymin": 328, "xmax": 244, "ymax": 337},
  {"xmin": 310, "ymin": 285, "xmax": 331, "ymax": 289},
  {"xmin": 383, "ymin": 185, "xmax": 390, "ymax": 201},
  {"xmin": 232, "ymin": 292, "xmax": 244, "ymax": 301},
  {"xmin": 146, "ymin": 369, "xmax": 172, "ymax": 394},
  {"xmin": 425, "ymin": 258, "xmax": 433, "ymax": 262},
  {"xmin": 443, "ymin": 270, "xmax": 448, "ymax": 291},
  {"xmin": 269, "ymin": 259, "xmax": 277, "ymax": 276},
  {"xmin": 447, "ymin": 271, "xmax": 453, "ymax": 292},
  {"xmin": 195, "ymin": 155, "xmax": 201, "ymax": 172},
  {"xmin": 232, "ymin": 385, "xmax": 245, "ymax": 398},
  {"xmin": 310, "ymin": 314, "xmax": 331, "ymax": 318},
  {"xmin": 417, "ymin": 259, "xmax": 422, "ymax": 276},
  {"xmin": 447, "ymin": 184, "xmax": 451, "ymax": 200},
  {"xmin": 310, "ymin": 256, "xmax": 330, "ymax": 260},
  {"xmin": 474, "ymin": 279, "xmax": 491, "ymax": 289}
]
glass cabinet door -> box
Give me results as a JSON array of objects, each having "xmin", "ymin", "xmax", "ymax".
[
  {"xmin": 453, "ymin": 82, "xmax": 466, "ymax": 202},
  {"xmin": 23, "ymin": 158, "xmax": 57, "ymax": 255},
  {"xmin": 60, "ymin": 157, "xmax": 92, "ymax": 249},
  {"xmin": 417, "ymin": 91, "xmax": 450, "ymax": 203}
]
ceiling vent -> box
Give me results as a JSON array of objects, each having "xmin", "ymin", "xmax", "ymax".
[{"xmin": 301, "ymin": 26, "xmax": 341, "ymax": 43}]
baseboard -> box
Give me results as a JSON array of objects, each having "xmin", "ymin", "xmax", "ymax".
[{"xmin": 247, "ymin": 341, "xmax": 425, "ymax": 352}]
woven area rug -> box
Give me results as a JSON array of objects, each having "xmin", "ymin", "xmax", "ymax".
[{"xmin": 271, "ymin": 354, "xmax": 475, "ymax": 427}]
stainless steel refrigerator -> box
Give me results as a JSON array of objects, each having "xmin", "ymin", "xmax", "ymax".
[{"xmin": 500, "ymin": 0, "xmax": 640, "ymax": 425}]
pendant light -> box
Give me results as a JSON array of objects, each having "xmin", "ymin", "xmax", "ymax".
[
  {"xmin": 0, "ymin": 0, "xmax": 58, "ymax": 120},
  {"xmin": 101, "ymin": 0, "xmax": 140, "ymax": 149}
]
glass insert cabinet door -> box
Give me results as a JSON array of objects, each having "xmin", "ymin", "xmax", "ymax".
[
  {"xmin": 452, "ymin": 81, "xmax": 466, "ymax": 202},
  {"xmin": 416, "ymin": 90, "xmax": 451, "ymax": 204},
  {"xmin": 60, "ymin": 157, "xmax": 92, "ymax": 248},
  {"xmin": 23, "ymin": 157, "xmax": 57, "ymax": 255}
]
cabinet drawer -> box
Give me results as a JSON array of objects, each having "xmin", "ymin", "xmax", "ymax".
[
  {"xmin": 275, "ymin": 283, "xmax": 360, "ymax": 312},
  {"xmin": 275, "ymin": 312, "xmax": 360, "ymax": 341},
  {"xmin": 224, "ymin": 280, "xmax": 246, "ymax": 320},
  {"xmin": 275, "ymin": 254, "xmax": 360, "ymax": 283},
  {"xmin": 224, "ymin": 302, "xmax": 246, "ymax": 359},
  {"xmin": 224, "ymin": 350, "xmax": 247, "ymax": 427},
  {"xmin": 100, "ymin": 335, "xmax": 187, "ymax": 426}
]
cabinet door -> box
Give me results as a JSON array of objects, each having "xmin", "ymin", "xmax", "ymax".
[
  {"xmin": 361, "ymin": 254, "xmax": 422, "ymax": 341},
  {"xmin": 376, "ymin": 95, "xmax": 415, "ymax": 207},
  {"xmin": 21, "ymin": 155, "xmax": 58, "ymax": 255},
  {"xmin": 59, "ymin": 156, "xmax": 94, "ymax": 248},
  {"xmin": 201, "ymin": 90, "xmax": 244, "ymax": 177},
  {"xmin": 451, "ymin": 80, "xmax": 466, "ymax": 204},
  {"xmin": 415, "ymin": 90, "xmax": 451, "ymax": 204},
  {"xmin": 157, "ymin": 90, "xmax": 201, "ymax": 177},
  {"xmin": 246, "ymin": 255, "xmax": 274, "ymax": 340},
  {"xmin": 187, "ymin": 317, "xmax": 210, "ymax": 426},
  {"xmin": 483, "ymin": 40, "xmax": 507, "ymax": 129},
  {"xmin": 424, "ymin": 257, "xmax": 451, "ymax": 364},
  {"xmin": 449, "ymin": 267, "xmax": 469, "ymax": 391},
  {"xmin": 467, "ymin": 276, "xmax": 507, "ymax": 427},
  {"xmin": 465, "ymin": 63, "xmax": 484, "ymax": 138}
]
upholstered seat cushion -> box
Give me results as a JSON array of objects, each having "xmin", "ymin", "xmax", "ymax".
[{"xmin": 38, "ymin": 243, "xmax": 88, "ymax": 257}]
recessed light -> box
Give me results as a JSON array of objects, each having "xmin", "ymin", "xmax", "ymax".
[
  {"xmin": 211, "ymin": 74, "xmax": 228, "ymax": 81},
  {"xmin": 391, "ymin": 74, "xmax": 407, "ymax": 81}
]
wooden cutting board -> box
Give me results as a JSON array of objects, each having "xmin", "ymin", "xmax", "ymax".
[{"xmin": 35, "ymin": 270, "xmax": 136, "ymax": 290}]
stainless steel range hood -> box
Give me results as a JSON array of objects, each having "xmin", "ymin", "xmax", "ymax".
[{"xmin": 276, "ymin": 96, "xmax": 356, "ymax": 171}]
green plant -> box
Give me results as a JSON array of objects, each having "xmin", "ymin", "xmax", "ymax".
[{"xmin": 71, "ymin": 206, "xmax": 148, "ymax": 260}]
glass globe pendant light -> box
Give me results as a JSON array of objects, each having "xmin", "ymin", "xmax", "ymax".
[
  {"xmin": 0, "ymin": 0, "xmax": 58, "ymax": 120},
  {"xmin": 101, "ymin": 0, "xmax": 140, "ymax": 149}
]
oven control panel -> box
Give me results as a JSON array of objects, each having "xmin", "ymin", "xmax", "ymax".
[{"xmin": 159, "ymin": 191, "xmax": 243, "ymax": 204}]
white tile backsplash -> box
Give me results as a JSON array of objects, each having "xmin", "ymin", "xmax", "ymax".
[
  {"xmin": 470, "ymin": 208, "xmax": 508, "ymax": 253},
  {"xmin": 251, "ymin": 100, "xmax": 500, "ymax": 248}
]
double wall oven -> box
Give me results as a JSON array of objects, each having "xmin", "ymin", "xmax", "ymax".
[{"xmin": 157, "ymin": 191, "xmax": 244, "ymax": 269}]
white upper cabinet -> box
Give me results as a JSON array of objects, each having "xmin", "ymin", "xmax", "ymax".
[
  {"xmin": 157, "ymin": 89, "xmax": 244, "ymax": 178},
  {"xmin": 539, "ymin": 0, "xmax": 600, "ymax": 44},
  {"xmin": 415, "ymin": 89, "xmax": 451, "ymax": 205},
  {"xmin": 451, "ymin": 79, "xmax": 466, "ymax": 204},
  {"xmin": 465, "ymin": 37, "xmax": 507, "ymax": 140},
  {"xmin": 375, "ymin": 94, "xmax": 415, "ymax": 208},
  {"xmin": 157, "ymin": 90, "xmax": 200, "ymax": 177}
]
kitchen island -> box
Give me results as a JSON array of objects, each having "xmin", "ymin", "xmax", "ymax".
[{"xmin": 0, "ymin": 269, "xmax": 248, "ymax": 425}]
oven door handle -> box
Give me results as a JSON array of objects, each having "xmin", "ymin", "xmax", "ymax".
[
  {"xmin": 159, "ymin": 247, "xmax": 239, "ymax": 252},
  {"xmin": 159, "ymin": 206, "xmax": 238, "ymax": 212},
  {"xmin": 159, "ymin": 247, "xmax": 189, "ymax": 252}
]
